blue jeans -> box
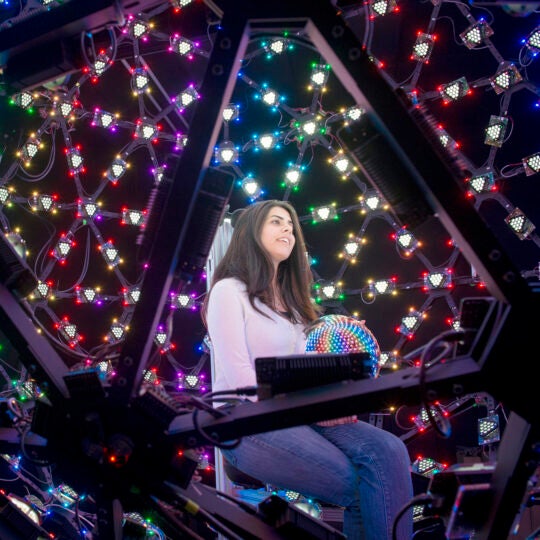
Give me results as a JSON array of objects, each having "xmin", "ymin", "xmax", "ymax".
[{"xmin": 221, "ymin": 421, "xmax": 413, "ymax": 540}]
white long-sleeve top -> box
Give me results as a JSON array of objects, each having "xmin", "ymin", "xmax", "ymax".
[{"xmin": 207, "ymin": 277, "xmax": 307, "ymax": 398}]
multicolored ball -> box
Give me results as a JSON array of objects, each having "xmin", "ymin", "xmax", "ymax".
[{"xmin": 305, "ymin": 314, "xmax": 381, "ymax": 377}]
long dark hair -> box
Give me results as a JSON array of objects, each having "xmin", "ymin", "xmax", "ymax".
[{"xmin": 201, "ymin": 200, "xmax": 320, "ymax": 326}]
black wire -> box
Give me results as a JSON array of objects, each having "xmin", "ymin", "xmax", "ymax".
[
  {"xmin": 424, "ymin": 401, "xmax": 452, "ymax": 439},
  {"xmin": 187, "ymin": 388, "xmax": 259, "ymax": 449},
  {"xmin": 191, "ymin": 403, "xmax": 242, "ymax": 450},
  {"xmin": 202, "ymin": 386, "xmax": 258, "ymax": 399},
  {"xmin": 392, "ymin": 494, "xmax": 443, "ymax": 540},
  {"xmin": 418, "ymin": 330, "xmax": 465, "ymax": 439}
]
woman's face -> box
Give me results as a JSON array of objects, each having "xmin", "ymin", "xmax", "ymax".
[{"xmin": 260, "ymin": 205, "xmax": 296, "ymax": 268}]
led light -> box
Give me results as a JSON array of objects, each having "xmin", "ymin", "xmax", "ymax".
[
  {"xmin": 214, "ymin": 140, "xmax": 238, "ymax": 164},
  {"xmin": 123, "ymin": 287, "xmax": 141, "ymax": 305},
  {"xmin": 17, "ymin": 381, "xmax": 40, "ymax": 401},
  {"xmin": 315, "ymin": 281, "xmax": 343, "ymax": 301},
  {"xmin": 525, "ymin": 26, "xmax": 540, "ymax": 53},
  {"xmin": 90, "ymin": 51, "xmax": 111, "ymax": 77},
  {"xmin": 124, "ymin": 16, "xmax": 151, "ymax": 39},
  {"xmin": 284, "ymin": 165, "xmax": 302, "ymax": 187},
  {"xmin": 135, "ymin": 118, "xmax": 159, "ymax": 141},
  {"xmin": 394, "ymin": 227, "xmax": 418, "ymax": 254},
  {"xmin": 422, "ymin": 269, "xmax": 453, "ymax": 290},
  {"xmin": 369, "ymin": 0, "xmax": 397, "ymax": 17},
  {"xmin": 60, "ymin": 101, "xmax": 74, "ymax": 118},
  {"xmin": 460, "ymin": 20, "xmax": 493, "ymax": 49},
  {"xmin": 107, "ymin": 321, "xmax": 126, "ymax": 343},
  {"xmin": 411, "ymin": 456, "xmax": 446, "ymax": 477},
  {"xmin": 32, "ymin": 281, "xmax": 52, "ymax": 300},
  {"xmin": 467, "ymin": 171, "xmax": 496, "ymax": 195},
  {"xmin": 0, "ymin": 186, "xmax": 11, "ymax": 205},
  {"xmin": 505, "ymin": 207, "xmax": 535, "ymax": 239},
  {"xmin": 65, "ymin": 146, "xmax": 85, "ymax": 174},
  {"xmin": 241, "ymin": 177, "xmax": 262, "ymax": 199},
  {"xmin": 185, "ymin": 374, "xmax": 201, "ymax": 388},
  {"xmin": 100, "ymin": 241, "xmax": 120, "ymax": 267},
  {"xmin": 309, "ymin": 64, "xmax": 330, "ymax": 88},
  {"xmin": 54, "ymin": 484, "xmax": 79, "ymax": 506},
  {"xmin": 435, "ymin": 125, "xmax": 458, "ymax": 150},
  {"xmin": 360, "ymin": 191, "xmax": 386, "ymax": 213},
  {"xmin": 174, "ymin": 132, "xmax": 188, "ymax": 151},
  {"xmin": 522, "ymin": 152, "xmax": 540, "ymax": 175},
  {"xmin": 170, "ymin": 34, "xmax": 198, "ymax": 57},
  {"xmin": 222, "ymin": 103, "xmax": 240, "ymax": 122},
  {"xmin": 284, "ymin": 490, "xmax": 301, "ymax": 502},
  {"xmin": 53, "ymin": 234, "xmax": 74, "ymax": 261},
  {"xmin": 106, "ymin": 157, "xmax": 129, "ymax": 182},
  {"xmin": 76, "ymin": 287, "xmax": 100, "ymax": 304},
  {"xmin": 5, "ymin": 495, "xmax": 39, "ymax": 526},
  {"xmin": 77, "ymin": 198, "xmax": 100, "ymax": 219},
  {"xmin": 257, "ymin": 133, "xmax": 277, "ymax": 150},
  {"xmin": 260, "ymin": 87, "xmax": 280, "ymax": 107},
  {"xmin": 310, "ymin": 203, "xmax": 337, "ymax": 223},
  {"xmin": 155, "ymin": 327, "xmax": 170, "ymax": 348},
  {"xmin": 412, "ymin": 504, "xmax": 425, "ymax": 523},
  {"xmin": 417, "ymin": 403, "xmax": 448, "ymax": 426},
  {"xmin": 398, "ymin": 309, "xmax": 424, "ymax": 336},
  {"xmin": 340, "ymin": 235, "xmax": 363, "ymax": 262},
  {"xmin": 54, "ymin": 99, "xmax": 77, "ymax": 119},
  {"xmin": 379, "ymin": 351, "xmax": 399, "ymax": 369},
  {"xmin": 367, "ymin": 278, "xmax": 396, "ymax": 298},
  {"xmin": 177, "ymin": 372, "xmax": 203, "ymax": 390},
  {"xmin": 489, "ymin": 63, "xmax": 522, "ymax": 94},
  {"xmin": 171, "ymin": 0, "xmax": 194, "ymax": 7},
  {"xmin": 173, "ymin": 85, "xmax": 200, "ymax": 110},
  {"xmin": 18, "ymin": 135, "xmax": 42, "ymax": 164},
  {"xmin": 263, "ymin": 37, "xmax": 291, "ymax": 57},
  {"xmin": 121, "ymin": 208, "xmax": 146, "ymax": 226},
  {"xmin": 143, "ymin": 368, "xmax": 159, "ymax": 385},
  {"xmin": 342, "ymin": 105, "xmax": 365, "ymax": 124},
  {"xmin": 411, "ymin": 33, "xmax": 435, "ymax": 63},
  {"xmin": 91, "ymin": 108, "xmax": 117, "ymax": 130},
  {"xmin": 5, "ymin": 232, "xmax": 27, "ymax": 259},
  {"xmin": 439, "ymin": 77, "xmax": 469, "ymax": 103},
  {"xmin": 29, "ymin": 193, "xmax": 56, "ymax": 212},
  {"xmin": 12, "ymin": 91, "xmax": 34, "ymax": 109},
  {"xmin": 131, "ymin": 67, "xmax": 150, "ymax": 94},
  {"xmin": 171, "ymin": 293, "xmax": 195, "ymax": 309},
  {"xmin": 56, "ymin": 318, "xmax": 82, "ymax": 347},
  {"xmin": 330, "ymin": 152, "xmax": 356, "ymax": 178},
  {"xmin": 302, "ymin": 120, "xmax": 318, "ymax": 136},
  {"xmin": 484, "ymin": 115, "xmax": 508, "ymax": 147},
  {"xmin": 478, "ymin": 414, "xmax": 500, "ymax": 445}
]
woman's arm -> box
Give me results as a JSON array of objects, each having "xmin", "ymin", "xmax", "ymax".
[{"xmin": 207, "ymin": 279, "xmax": 257, "ymax": 391}]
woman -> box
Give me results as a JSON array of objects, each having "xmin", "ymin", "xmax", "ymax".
[{"xmin": 202, "ymin": 199, "xmax": 413, "ymax": 539}]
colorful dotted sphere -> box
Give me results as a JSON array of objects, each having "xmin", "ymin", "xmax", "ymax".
[{"xmin": 305, "ymin": 314, "xmax": 381, "ymax": 377}]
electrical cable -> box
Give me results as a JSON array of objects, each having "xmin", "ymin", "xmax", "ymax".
[
  {"xmin": 392, "ymin": 493, "xmax": 444, "ymax": 540},
  {"xmin": 190, "ymin": 399, "xmax": 241, "ymax": 450},
  {"xmin": 418, "ymin": 329, "xmax": 466, "ymax": 438},
  {"xmin": 189, "ymin": 387, "xmax": 257, "ymax": 449}
]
